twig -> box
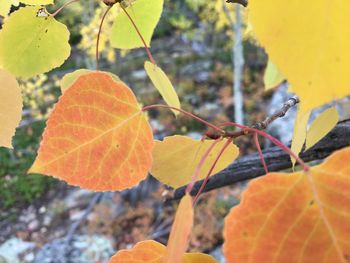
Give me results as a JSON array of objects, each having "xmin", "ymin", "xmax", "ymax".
[
  {"xmin": 226, "ymin": 0, "xmax": 248, "ymax": 7},
  {"xmin": 171, "ymin": 120, "xmax": 350, "ymax": 200},
  {"xmin": 51, "ymin": 0, "xmax": 80, "ymax": 17},
  {"xmin": 96, "ymin": 6, "xmax": 112, "ymax": 70},
  {"xmin": 252, "ymin": 96, "xmax": 300, "ymax": 130}
]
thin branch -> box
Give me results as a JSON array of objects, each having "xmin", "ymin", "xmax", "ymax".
[
  {"xmin": 226, "ymin": 0, "xmax": 248, "ymax": 7},
  {"xmin": 51, "ymin": 0, "xmax": 80, "ymax": 17},
  {"xmin": 171, "ymin": 120, "xmax": 350, "ymax": 200},
  {"xmin": 193, "ymin": 138, "xmax": 233, "ymax": 205},
  {"xmin": 96, "ymin": 6, "xmax": 112, "ymax": 70},
  {"xmin": 186, "ymin": 139, "xmax": 221, "ymax": 194}
]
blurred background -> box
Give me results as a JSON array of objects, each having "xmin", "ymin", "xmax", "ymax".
[{"xmin": 0, "ymin": 0, "xmax": 334, "ymax": 262}]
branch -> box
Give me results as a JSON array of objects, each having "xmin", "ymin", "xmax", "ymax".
[
  {"xmin": 171, "ymin": 120, "xmax": 350, "ymax": 200},
  {"xmin": 226, "ymin": 0, "xmax": 248, "ymax": 7}
]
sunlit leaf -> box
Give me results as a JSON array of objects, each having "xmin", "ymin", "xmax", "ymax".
[
  {"xmin": 291, "ymin": 106, "xmax": 310, "ymax": 167},
  {"xmin": 29, "ymin": 72, "xmax": 154, "ymax": 191},
  {"xmin": 108, "ymin": 240, "xmax": 217, "ymax": 263},
  {"xmin": 264, "ymin": 59, "xmax": 285, "ymax": 90},
  {"xmin": 224, "ymin": 147, "xmax": 350, "ymax": 263},
  {"xmin": 306, "ymin": 107, "xmax": 339, "ymax": 151},
  {"xmin": 164, "ymin": 194, "xmax": 194, "ymax": 263},
  {"xmin": 110, "ymin": 0, "xmax": 164, "ymax": 49},
  {"xmin": 60, "ymin": 69, "xmax": 120, "ymax": 93},
  {"xmin": 0, "ymin": 6, "xmax": 70, "ymax": 78},
  {"xmin": 250, "ymin": 1, "xmax": 350, "ymax": 111},
  {"xmin": 151, "ymin": 136, "xmax": 239, "ymax": 188},
  {"xmin": 0, "ymin": 69, "xmax": 22, "ymax": 148},
  {"xmin": 144, "ymin": 61, "xmax": 180, "ymax": 115}
]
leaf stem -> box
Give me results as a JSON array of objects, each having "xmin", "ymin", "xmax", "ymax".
[
  {"xmin": 120, "ymin": 4, "xmax": 156, "ymax": 65},
  {"xmin": 51, "ymin": 0, "xmax": 80, "ymax": 17},
  {"xmin": 253, "ymin": 132, "xmax": 268, "ymax": 174},
  {"xmin": 192, "ymin": 138, "xmax": 233, "ymax": 206},
  {"xmin": 222, "ymin": 121, "xmax": 310, "ymax": 172},
  {"xmin": 185, "ymin": 139, "xmax": 221, "ymax": 195},
  {"xmin": 142, "ymin": 104, "xmax": 225, "ymax": 133},
  {"xmin": 96, "ymin": 6, "xmax": 112, "ymax": 71}
]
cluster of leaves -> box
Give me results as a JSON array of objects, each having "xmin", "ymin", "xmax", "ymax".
[{"xmin": 0, "ymin": 0, "xmax": 350, "ymax": 262}]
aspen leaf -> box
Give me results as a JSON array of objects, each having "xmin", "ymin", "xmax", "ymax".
[
  {"xmin": 108, "ymin": 240, "xmax": 217, "ymax": 263},
  {"xmin": 60, "ymin": 69, "xmax": 120, "ymax": 93},
  {"xmin": 264, "ymin": 59, "xmax": 285, "ymax": 90},
  {"xmin": 290, "ymin": 106, "xmax": 310, "ymax": 167},
  {"xmin": 223, "ymin": 147, "xmax": 350, "ymax": 263},
  {"xmin": 164, "ymin": 194, "xmax": 194, "ymax": 263},
  {"xmin": 249, "ymin": 1, "xmax": 350, "ymax": 111},
  {"xmin": 151, "ymin": 136, "xmax": 239, "ymax": 188},
  {"xmin": 0, "ymin": 6, "xmax": 70, "ymax": 78},
  {"xmin": 110, "ymin": 0, "xmax": 163, "ymax": 49},
  {"xmin": 144, "ymin": 61, "xmax": 180, "ymax": 116},
  {"xmin": 0, "ymin": 69, "xmax": 23, "ymax": 148},
  {"xmin": 29, "ymin": 72, "xmax": 154, "ymax": 191},
  {"xmin": 305, "ymin": 107, "xmax": 339, "ymax": 151}
]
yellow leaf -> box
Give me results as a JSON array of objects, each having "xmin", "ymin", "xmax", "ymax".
[
  {"xmin": 264, "ymin": 59, "xmax": 285, "ymax": 90},
  {"xmin": 108, "ymin": 240, "xmax": 217, "ymax": 263},
  {"xmin": 144, "ymin": 61, "xmax": 180, "ymax": 116},
  {"xmin": 305, "ymin": 107, "xmax": 339, "ymax": 151},
  {"xmin": 0, "ymin": 69, "xmax": 22, "ymax": 148},
  {"xmin": 249, "ymin": 1, "xmax": 350, "ymax": 111},
  {"xmin": 291, "ymin": 105, "xmax": 310, "ymax": 167},
  {"xmin": 151, "ymin": 136, "xmax": 239, "ymax": 188},
  {"xmin": 164, "ymin": 194, "xmax": 194, "ymax": 263}
]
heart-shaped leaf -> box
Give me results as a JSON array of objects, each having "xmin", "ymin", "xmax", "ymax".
[{"xmin": 30, "ymin": 72, "xmax": 154, "ymax": 191}]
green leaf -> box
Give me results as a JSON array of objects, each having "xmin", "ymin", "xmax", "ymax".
[
  {"xmin": 144, "ymin": 61, "xmax": 180, "ymax": 115},
  {"xmin": 0, "ymin": 6, "xmax": 70, "ymax": 78},
  {"xmin": 110, "ymin": 0, "xmax": 164, "ymax": 49},
  {"xmin": 264, "ymin": 59, "xmax": 285, "ymax": 90}
]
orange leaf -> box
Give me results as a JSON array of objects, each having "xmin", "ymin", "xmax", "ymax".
[
  {"xmin": 29, "ymin": 72, "xmax": 154, "ymax": 191},
  {"xmin": 223, "ymin": 147, "xmax": 350, "ymax": 263},
  {"xmin": 164, "ymin": 194, "xmax": 194, "ymax": 263},
  {"xmin": 109, "ymin": 240, "xmax": 165, "ymax": 263},
  {"xmin": 108, "ymin": 240, "xmax": 217, "ymax": 263}
]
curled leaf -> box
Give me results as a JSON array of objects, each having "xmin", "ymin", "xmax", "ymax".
[
  {"xmin": 144, "ymin": 61, "xmax": 180, "ymax": 116},
  {"xmin": 164, "ymin": 194, "xmax": 194, "ymax": 263}
]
